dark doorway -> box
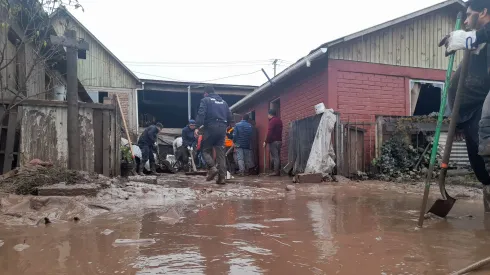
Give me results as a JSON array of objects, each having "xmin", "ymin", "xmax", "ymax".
[{"xmin": 138, "ymin": 90, "xmax": 244, "ymax": 128}]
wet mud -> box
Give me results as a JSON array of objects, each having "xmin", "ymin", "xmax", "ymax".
[{"xmin": 1, "ymin": 176, "xmax": 490, "ymax": 274}]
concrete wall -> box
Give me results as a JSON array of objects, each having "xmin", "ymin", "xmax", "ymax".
[{"xmin": 20, "ymin": 100, "xmax": 121, "ymax": 176}]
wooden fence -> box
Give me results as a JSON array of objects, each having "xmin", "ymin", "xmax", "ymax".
[{"xmin": 0, "ymin": 98, "xmax": 121, "ymax": 176}]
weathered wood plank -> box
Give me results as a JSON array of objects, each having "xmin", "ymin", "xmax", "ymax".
[
  {"xmin": 93, "ymin": 109, "xmax": 103, "ymax": 174},
  {"xmin": 0, "ymin": 99, "xmax": 115, "ymax": 110},
  {"xmin": 3, "ymin": 108, "xmax": 17, "ymax": 173},
  {"xmin": 102, "ymin": 110, "xmax": 110, "ymax": 177},
  {"xmin": 115, "ymin": 108, "xmax": 121, "ymax": 177},
  {"xmin": 78, "ymin": 108, "xmax": 95, "ymax": 173}
]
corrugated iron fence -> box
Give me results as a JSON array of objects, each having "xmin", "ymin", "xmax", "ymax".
[{"xmin": 0, "ymin": 98, "xmax": 121, "ymax": 176}]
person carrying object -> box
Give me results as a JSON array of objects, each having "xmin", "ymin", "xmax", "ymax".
[
  {"xmin": 263, "ymin": 109, "xmax": 283, "ymax": 176},
  {"xmin": 195, "ymin": 85, "xmax": 233, "ymax": 184},
  {"xmin": 440, "ymin": 0, "xmax": 490, "ymax": 211},
  {"xmin": 233, "ymin": 114, "xmax": 253, "ymax": 176},
  {"xmin": 137, "ymin": 122, "xmax": 163, "ymax": 176}
]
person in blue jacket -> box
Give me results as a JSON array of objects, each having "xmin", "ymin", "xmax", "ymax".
[{"xmin": 233, "ymin": 114, "xmax": 253, "ymax": 176}]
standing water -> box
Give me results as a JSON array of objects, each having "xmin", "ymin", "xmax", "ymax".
[{"xmin": 0, "ymin": 183, "xmax": 490, "ymax": 274}]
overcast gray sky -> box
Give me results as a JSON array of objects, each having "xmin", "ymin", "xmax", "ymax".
[{"xmin": 69, "ymin": 0, "xmax": 448, "ymax": 86}]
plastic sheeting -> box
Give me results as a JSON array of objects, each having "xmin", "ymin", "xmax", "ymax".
[{"xmin": 304, "ymin": 109, "xmax": 336, "ymax": 175}]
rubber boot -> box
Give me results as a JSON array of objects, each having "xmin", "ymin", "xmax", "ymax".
[
  {"xmin": 136, "ymin": 163, "xmax": 144, "ymax": 176},
  {"xmin": 484, "ymin": 185, "xmax": 490, "ymax": 213},
  {"xmin": 268, "ymin": 171, "xmax": 280, "ymax": 177},
  {"xmin": 216, "ymin": 175, "xmax": 226, "ymax": 185},
  {"xmin": 149, "ymin": 163, "xmax": 158, "ymax": 175},
  {"xmin": 206, "ymin": 166, "xmax": 218, "ymax": 181}
]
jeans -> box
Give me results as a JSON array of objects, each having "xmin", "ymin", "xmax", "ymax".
[
  {"xmin": 236, "ymin": 148, "xmax": 252, "ymax": 173},
  {"xmin": 140, "ymin": 145, "xmax": 155, "ymax": 165},
  {"xmin": 268, "ymin": 141, "xmax": 281, "ymax": 173}
]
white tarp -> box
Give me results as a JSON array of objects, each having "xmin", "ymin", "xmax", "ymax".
[{"xmin": 304, "ymin": 109, "xmax": 336, "ymax": 175}]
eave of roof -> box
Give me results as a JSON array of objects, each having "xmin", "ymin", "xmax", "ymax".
[
  {"xmin": 140, "ymin": 79, "xmax": 257, "ymax": 90},
  {"xmin": 53, "ymin": 7, "xmax": 140, "ymax": 83},
  {"xmin": 309, "ymin": 0, "xmax": 466, "ymax": 54}
]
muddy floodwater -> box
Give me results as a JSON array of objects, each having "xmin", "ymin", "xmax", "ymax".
[{"xmin": 1, "ymin": 180, "xmax": 490, "ymax": 275}]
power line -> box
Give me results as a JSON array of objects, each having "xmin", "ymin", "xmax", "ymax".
[
  {"xmin": 123, "ymin": 59, "xmax": 278, "ymax": 65},
  {"xmin": 200, "ymin": 70, "xmax": 261, "ymax": 83},
  {"xmin": 133, "ymin": 70, "xmax": 262, "ymax": 83},
  {"xmin": 85, "ymin": 52, "xmax": 262, "ymax": 83},
  {"xmin": 126, "ymin": 63, "xmax": 272, "ymax": 68}
]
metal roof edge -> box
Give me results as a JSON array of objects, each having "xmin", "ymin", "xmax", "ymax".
[
  {"xmin": 230, "ymin": 48, "xmax": 328, "ymax": 112},
  {"xmin": 311, "ymin": 0, "xmax": 466, "ymax": 53},
  {"xmin": 140, "ymin": 79, "xmax": 257, "ymax": 90}
]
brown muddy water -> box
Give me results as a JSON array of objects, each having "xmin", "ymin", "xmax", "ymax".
[{"xmin": 1, "ymin": 182, "xmax": 490, "ymax": 275}]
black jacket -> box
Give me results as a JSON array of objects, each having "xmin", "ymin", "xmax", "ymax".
[
  {"xmin": 447, "ymin": 44, "xmax": 490, "ymax": 124},
  {"xmin": 138, "ymin": 125, "xmax": 159, "ymax": 146},
  {"xmin": 195, "ymin": 94, "xmax": 233, "ymax": 127},
  {"xmin": 182, "ymin": 126, "xmax": 196, "ymax": 147}
]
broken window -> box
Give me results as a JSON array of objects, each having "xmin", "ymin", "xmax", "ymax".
[
  {"xmin": 410, "ymin": 80, "xmax": 445, "ymax": 116},
  {"xmin": 86, "ymin": 90, "xmax": 108, "ymax": 103}
]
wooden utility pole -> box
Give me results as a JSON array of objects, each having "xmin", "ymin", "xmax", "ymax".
[
  {"xmin": 51, "ymin": 30, "xmax": 89, "ymax": 170},
  {"xmin": 272, "ymin": 59, "xmax": 278, "ymax": 76}
]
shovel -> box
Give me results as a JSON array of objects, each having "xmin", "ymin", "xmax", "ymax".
[
  {"xmin": 428, "ymin": 13, "xmax": 478, "ymax": 218},
  {"xmin": 185, "ymin": 147, "xmax": 207, "ymax": 176},
  {"xmin": 417, "ymin": 12, "xmax": 464, "ymax": 226}
]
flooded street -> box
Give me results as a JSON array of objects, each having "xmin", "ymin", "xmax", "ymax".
[{"xmin": 1, "ymin": 179, "xmax": 490, "ymax": 274}]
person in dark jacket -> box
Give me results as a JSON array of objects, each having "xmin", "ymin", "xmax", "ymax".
[
  {"xmin": 440, "ymin": 0, "xmax": 490, "ymax": 211},
  {"xmin": 176, "ymin": 120, "xmax": 197, "ymax": 169},
  {"xmin": 182, "ymin": 120, "xmax": 197, "ymax": 148},
  {"xmin": 233, "ymin": 114, "xmax": 253, "ymax": 176},
  {"xmin": 195, "ymin": 85, "xmax": 233, "ymax": 184},
  {"xmin": 263, "ymin": 109, "xmax": 283, "ymax": 176},
  {"xmin": 137, "ymin": 123, "xmax": 163, "ymax": 175}
]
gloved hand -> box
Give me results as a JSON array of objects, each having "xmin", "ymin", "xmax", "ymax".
[{"xmin": 439, "ymin": 30, "xmax": 477, "ymax": 56}]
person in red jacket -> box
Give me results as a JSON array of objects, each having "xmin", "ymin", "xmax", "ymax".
[{"xmin": 263, "ymin": 109, "xmax": 283, "ymax": 176}]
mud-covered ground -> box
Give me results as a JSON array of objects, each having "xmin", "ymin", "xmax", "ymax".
[{"xmin": 0, "ymin": 174, "xmax": 489, "ymax": 274}]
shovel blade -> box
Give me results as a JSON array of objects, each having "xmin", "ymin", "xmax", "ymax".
[{"xmin": 428, "ymin": 196, "xmax": 457, "ymax": 218}]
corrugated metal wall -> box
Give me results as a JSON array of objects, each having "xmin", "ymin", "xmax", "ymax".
[
  {"xmin": 53, "ymin": 18, "xmax": 138, "ymax": 89},
  {"xmin": 328, "ymin": 9, "xmax": 464, "ymax": 70}
]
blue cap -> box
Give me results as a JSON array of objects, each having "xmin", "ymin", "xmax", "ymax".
[{"xmin": 189, "ymin": 119, "xmax": 196, "ymax": 125}]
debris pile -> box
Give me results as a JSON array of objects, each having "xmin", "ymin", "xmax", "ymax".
[
  {"xmin": 373, "ymin": 118, "xmax": 450, "ymax": 182},
  {"xmin": 0, "ymin": 159, "xmax": 105, "ymax": 195}
]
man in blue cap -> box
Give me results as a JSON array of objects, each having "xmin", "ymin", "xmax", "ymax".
[{"xmin": 182, "ymin": 119, "xmax": 197, "ymax": 149}]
